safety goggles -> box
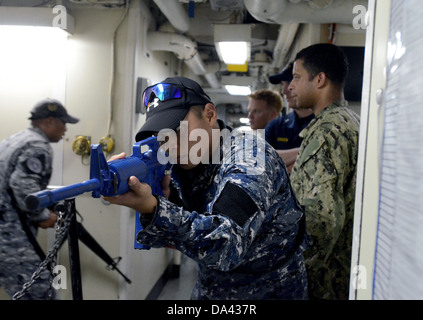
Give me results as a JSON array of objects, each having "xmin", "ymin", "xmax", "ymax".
[{"xmin": 142, "ymin": 83, "xmax": 212, "ymax": 110}]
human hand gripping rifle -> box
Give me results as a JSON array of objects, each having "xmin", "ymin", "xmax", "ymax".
[{"xmin": 25, "ymin": 136, "xmax": 169, "ymax": 252}]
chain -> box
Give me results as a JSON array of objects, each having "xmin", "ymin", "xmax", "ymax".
[
  {"xmin": 46, "ymin": 211, "xmax": 63, "ymax": 299},
  {"xmin": 12, "ymin": 211, "xmax": 72, "ymax": 300}
]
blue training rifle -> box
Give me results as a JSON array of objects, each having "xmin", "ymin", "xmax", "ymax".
[{"xmin": 25, "ymin": 136, "xmax": 168, "ymax": 250}]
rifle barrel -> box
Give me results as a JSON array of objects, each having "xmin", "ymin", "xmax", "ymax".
[{"xmin": 25, "ymin": 179, "xmax": 101, "ymax": 210}]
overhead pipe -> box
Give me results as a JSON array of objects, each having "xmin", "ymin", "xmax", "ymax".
[
  {"xmin": 147, "ymin": 31, "xmax": 220, "ymax": 88},
  {"xmin": 244, "ymin": 0, "xmax": 369, "ymax": 25},
  {"xmin": 147, "ymin": 31, "xmax": 197, "ymax": 61},
  {"xmin": 271, "ymin": 23, "xmax": 300, "ymax": 69},
  {"xmin": 203, "ymin": 62, "xmax": 222, "ymax": 89},
  {"xmin": 149, "ymin": 0, "xmax": 220, "ymax": 89},
  {"xmin": 152, "ymin": 0, "xmax": 190, "ymax": 33}
]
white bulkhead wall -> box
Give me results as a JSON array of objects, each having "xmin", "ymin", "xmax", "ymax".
[
  {"xmin": 59, "ymin": 1, "xmax": 181, "ymax": 300},
  {"xmin": 0, "ymin": 0, "xmax": 380, "ymax": 300}
]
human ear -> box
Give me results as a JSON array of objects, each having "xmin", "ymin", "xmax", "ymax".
[
  {"xmin": 315, "ymin": 72, "xmax": 328, "ymax": 89},
  {"xmin": 203, "ymin": 103, "xmax": 217, "ymax": 126}
]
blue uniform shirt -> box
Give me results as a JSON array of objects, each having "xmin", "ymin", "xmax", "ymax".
[
  {"xmin": 137, "ymin": 123, "xmax": 308, "ymax": 300},
  {"xmin": 265, "ymin": 111, "xmax": 314, "ymax": 150}
]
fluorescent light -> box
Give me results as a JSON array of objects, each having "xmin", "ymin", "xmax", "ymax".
[
  {"xmin": 239, "ymin": 117, "xmax": 250, "ymax": 124},
  {"xmin": 0, "ymin": 25, "xmax": 68, "ymax": 86},
  {"xmin": 225, "ymin": 85, "xmax": 251, "ymax": 96},
  {"xmin": 214, "ymin": 24, "xmax": 252, "ymax": 66},
  {"xmin": 216, "ymin": 41, "xmax": 249, "ymax": 65},
  {"xmin": 0, "ymin": 6, "xmax": 74, "ymax": 34}
]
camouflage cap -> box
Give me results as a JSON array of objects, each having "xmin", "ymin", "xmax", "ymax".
[{"xmin": 29, "ymin": 98, "xmax": 79, "ymax": 124}]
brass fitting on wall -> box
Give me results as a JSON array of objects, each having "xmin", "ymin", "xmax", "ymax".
[{"xmin": 72, "ymin": 135, "xmax": 91, "ymax": 156}]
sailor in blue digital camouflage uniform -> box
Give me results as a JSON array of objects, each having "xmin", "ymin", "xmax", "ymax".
[
  {"xmin": 105, "ymin": 76, "xmax": 308, "ymax": 300},
  {"xmin": 0, "ymin": 99, "xmax": 79, "ymax": 299}
]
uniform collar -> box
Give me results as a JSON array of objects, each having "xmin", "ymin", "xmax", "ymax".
[
  {"xmin": 29, "ymin": 126, "xmax": 50, "ymax": 142},
  {"xmin": 299, "ymin": 100, "xmax": 348, "ymax": 138}
]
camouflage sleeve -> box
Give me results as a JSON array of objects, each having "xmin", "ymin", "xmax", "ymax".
[
  {"xmin": 137, "ymin": 186, "xmax": 265, "ymax": 272},
  {"xmin": 137, "ymin": 195, "xmax": 250, "ymax": 272},
  {"xmin": 293, "ymin": 131, "xmax": 349, "ymax": 270},
  {"xmin": 137, "ymin": 139, "xmax": 284, "ymax": 272},
  {"xmin": 9, "ymin": 143, "xmax": 52, "ymax": 222}
]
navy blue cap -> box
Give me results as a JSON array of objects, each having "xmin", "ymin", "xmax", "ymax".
[
  {"xmin": 269, "ymin": 62, "xmax": 294, "ymax": 84},
  {"xmin": 29, "ymin": 98, "xmax": 79, "ymax": 124},
  {"xmin": 135, "ymin": 77, "xmax": 213, "ymax": 142}
]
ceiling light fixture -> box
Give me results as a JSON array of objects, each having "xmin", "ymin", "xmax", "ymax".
[
  {"xmin": 0, "ymin": 6, "xmax": 74, "ymax": 34},
  {"xmin": 225, "ymin": 85, "xmax": 252, "ymax": 96},
  {"xmin": 221, "ymin": 75, "xmax": 253, "ymax": 96},
  {"xmin": 214, "ymin": 24, "xmax": 252, "ymax": 66}
]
